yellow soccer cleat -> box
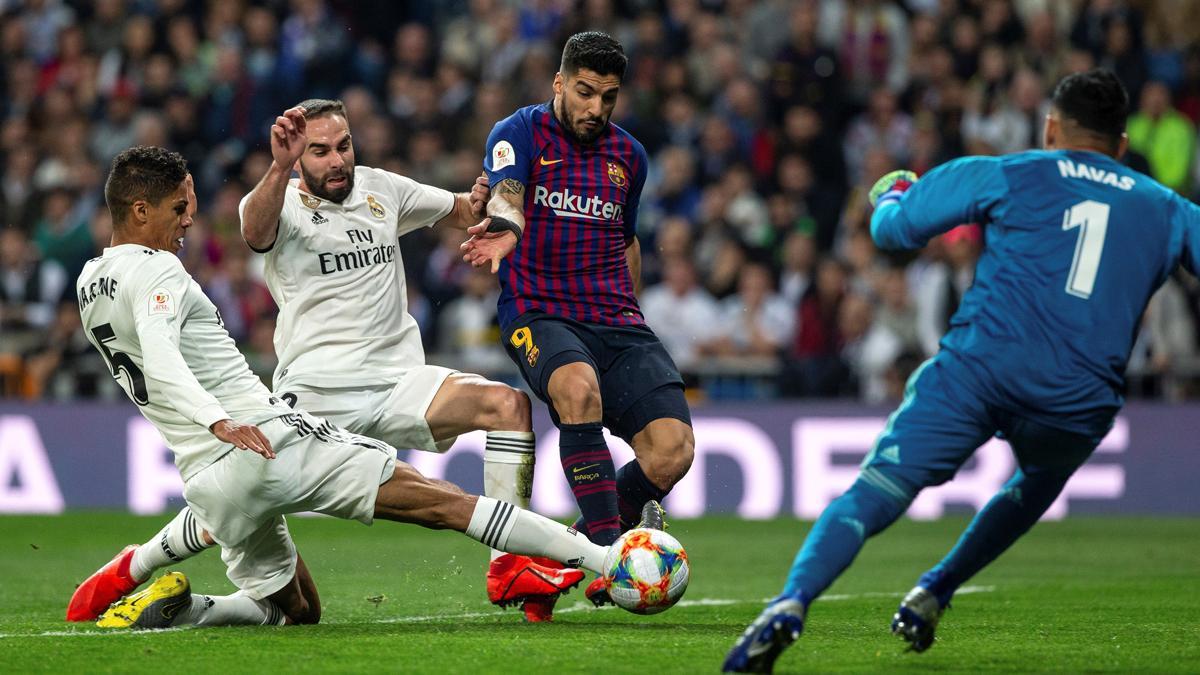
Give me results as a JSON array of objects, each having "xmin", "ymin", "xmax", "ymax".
[{"xmin": 97, "ymin": 572, "xmax": 192, "ymax": 629}]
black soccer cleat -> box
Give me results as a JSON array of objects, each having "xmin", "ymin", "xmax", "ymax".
[{"xmin": 636, "ymin": 500, "xmax": 667, "ymax": 531}]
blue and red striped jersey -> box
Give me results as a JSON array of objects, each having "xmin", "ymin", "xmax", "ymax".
[{"xmin": 483, "ymin": 102, "xmax": 649, "ymax": 331}]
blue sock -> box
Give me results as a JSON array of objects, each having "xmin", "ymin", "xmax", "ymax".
[
  {"xmin": 615, "ymin": 460, "xmax": 667, "ymax": 530},
  {"xmin": 920, "ymin": 468, "xmax": 1070, "ymax": 607},
  {"xmin": 782, "ymin": 479, "xmax": 909, "ymax": 605},
  {"xmin": 559, "ymin": 422, "xmax": 620, "ymax": 546}
]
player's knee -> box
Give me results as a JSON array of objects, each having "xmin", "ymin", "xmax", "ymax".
[
  {"xmin": 643, "ymin": 424, "xmax": 694, "ymax": 488},
  {"xmin": 484, "ymin": 386, "xmax": 531, "ymax": 431},
  {"xmin": 552, "ymin": 379, "xmax": 602, "ymax": 422},
  {"xmin": 290, "ymin": 606, "xmax": 320, "ymax": 625},
  {"xmin": 281, "ymin": 598, "xmax": 320, "ymax": 625}
]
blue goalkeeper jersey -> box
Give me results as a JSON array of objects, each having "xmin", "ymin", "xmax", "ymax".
[{"xmin": 872, "ymin": 149, "xmax": 1200, "ymax": 434}]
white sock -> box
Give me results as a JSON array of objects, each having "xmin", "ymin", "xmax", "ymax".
[
  {"xmin": 172, "ymin": 591, "xmax": 285, "ymax": 626},
  {"xmin": 466, "ymin": 497, "xmax": 609, "ymax": 574},
  {"xmin": 483, "ymin": 431, "xmax": 535, "ymax": 561},
  {"xmin": 130, "ymin": 507, "xmax": 214, "ymax": 582}
]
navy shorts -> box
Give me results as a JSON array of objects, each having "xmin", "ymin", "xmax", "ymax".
[
  {"xmin": 502, "ymin": 311, "xmax": 691, "ymax": 442},
  {"xmin": 858, "ymin": 353, "xmax": 1107, "ymax": 503}
]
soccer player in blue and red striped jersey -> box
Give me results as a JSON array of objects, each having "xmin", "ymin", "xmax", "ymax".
[{"xmin": 462, "ymin": 31, "xmax": 694, "ymax": 610}]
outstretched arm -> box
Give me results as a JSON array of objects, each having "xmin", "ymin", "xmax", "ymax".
[
  {"xmin": 241, "ymin": 106, "xmax": 306, "ymax": 251},
  {"xmin": 870, "ymin": 157, "xmax": 1007, "ymax": 250},
  {"xmin": 460, "ymin": 178, "xmax": 526, "ymax": 273},
  {"xmin": 436, "ymin": 174, "xmax": 492, "ymax": 231}
]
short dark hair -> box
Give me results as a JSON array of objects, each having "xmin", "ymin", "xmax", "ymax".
[
  {"xmin": 296, "ymin": 98, "xmax": 347, "ymax": 121},
  {"xmin": 1051, "ymin": 69, "xmax": 1129, "ymax": 141},
  {"xmin": 105, "ymin": 146, "xmax": 188, "ymax": 224},
  {"xmin": 560, "ymin": 31, "xmax": 627, "ymax": 81}
]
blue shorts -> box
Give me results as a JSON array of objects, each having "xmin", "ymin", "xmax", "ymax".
[
  {"xmin": 502, "ymin": 311, "xmax": 691, "ymax": 442},
  {"xmin": 859, "ymin": 354, "xmax": 1108, "ymax": 503}
]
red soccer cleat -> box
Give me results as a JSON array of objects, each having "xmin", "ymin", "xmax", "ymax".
[
  {"xmin": 520, "ymin": 595, "xmax": 557, "ymax": 623},
  {"xmin": 520, "ymin": 557, "xmax": 568, "ymax": 622},
  {"xmin": 486, "ymin": 554, "xmax": 583, "ymax": 612},
  {"xmin": 66, "ymin": 545, "xmax": 142, "ymax": 622},
  {"xmin": 585, "ymin": 576, "xmax": 614, "ymax": 607}
]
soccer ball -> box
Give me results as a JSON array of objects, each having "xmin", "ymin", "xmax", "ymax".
[{"xmin": 601, "ymin": 528, "xmax": 690, "ymax": 614}]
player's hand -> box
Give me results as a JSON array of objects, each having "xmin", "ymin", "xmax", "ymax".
[
  {"xmin": 183, "ymin": 173, "xmax": 197, "ymax": 224},
  {"xmin": 468, "ymin": 173, "xmax": 490, "ymax": 219},
  {"xmin": 269, "ymin": 106, "xmax": 307, "ymax": 169},
  {"xmin": 460, "ymin": 218, "xmax": 518, "ymax": 274},
  {"xmin": 868, "ymin": 169, "xmax": 918, "ymax": 208},
  {"xmin": 211, "ymin": 419, "xmax": 276, "ymax": 460}
]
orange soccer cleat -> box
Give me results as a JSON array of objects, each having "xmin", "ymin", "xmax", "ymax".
[
  {"xmin": 66, "ymin": 545, "xmax": 142, "ymax": 622},
  {"xmin": 486, "ymin": 554, "xmax": 583, "ymax": 620}
]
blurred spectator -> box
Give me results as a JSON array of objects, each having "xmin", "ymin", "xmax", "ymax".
[
  {"xmin": 844, "ymin": 87, "xmax": 912, "ymax": 185},
  {"xmin": 1, "ymin": 226, "xmax": 65, "ymax": 339},
  {"xmin": 1017, "ymin": 10, "xmax": 1067, "ymax": 77},
  {"xmin": 703, "ymin": 262, "xmax": 795, "ymax": 358},
  {"xmin": 22, "ymin": 0, "xmax": 73, "ymax": 65},
  {"xmin": 964, "ymin": 66, "xmax": 1048, "ymax": 154},
  {"xmin": 280, "ymin": 0, "xmax": 352, "ymax": 99},
  {"xmin": 32, "ymin": 185, "xmax": 91, "ymax": 279},
  {"xmin": 1128, "ymin": 275, "xmax": 1198, "ymax": 396},
  {"xmin": 1, "ymin": 145, "xmax": 39, "ymax": 230},
  {"xmin": 913, "ymin": 225, "xmax": 982, "ymax": 357},
  {"xmin": 769, "ymin": 2, "xmax": 842, "ymax": 125},
  {"xmin": 642, "ymin": 256, "xmax": 721, "ymax": 368},
  {"xmin": 647, "ymin": 145, "xmax": 701, "ymax": 229},
  {"xmin": 818, "ymin": 0, "xmax": 909, "ymax": 100},
  {"xmin": 853, "ymin": 267, "xmax": 921, "ymax": 402},
  {"xmin": 90, "ymin": 85, "xmax": 138, "ymax": 165},
  {"xmin": 242, "ymin": 315, "xmax": 279, "ymax": 386},
  {"xmin": 779, "ymin": 230, "xmax": 817, "ymax": 305},
  {"xmin": 1100, "ymin": 13, "xmax": 1149, "ymax": 101},
  {"xmin": 775, "ymin": 153, "xmax": 841, "ymax": 251},
  {"xmin": 437, "ymin": 266, "xmax": 507, "ymax": 373},
  {"xmin": 204, "ymin": 246, "xmax": 275, "ymax": 344},
  {"xmin": 1127, "ymin": 80, "xmax": 1195, "ymax": 193},
  {"xmin": 441, "ymin": 0, "xmax": 497, "ymax": 76},
  {"xmin": 782, "ymin": 257, "xmax": 849, "ymax": 396}
]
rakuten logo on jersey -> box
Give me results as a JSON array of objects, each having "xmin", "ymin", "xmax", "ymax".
[{"xmin": 533, "ymin": 186, "xmax": 624, "ymax": 221}]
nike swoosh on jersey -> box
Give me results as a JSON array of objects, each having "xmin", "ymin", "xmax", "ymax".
[
  {"xmin": 572, "ymin": 463, "xmax": 600, "ymax": 473},
  {"xmin": 539, "ymin": 157, "xmax": 563, "ymax": 166}
]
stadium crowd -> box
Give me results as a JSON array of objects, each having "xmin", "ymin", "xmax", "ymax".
[{"xmin": 3, "ymin": 0, "xmax": 1200, "ymax": 403}]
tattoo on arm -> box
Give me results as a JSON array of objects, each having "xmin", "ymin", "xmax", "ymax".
[
  {"xmin": 488, "ymin": 178, "xmax": 527, "ymax": 226},
  {"xmin": 496, "ymin": 179, "xmax": 525, "ymax": 198}
]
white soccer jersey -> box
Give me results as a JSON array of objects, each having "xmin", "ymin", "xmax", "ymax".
[
  {"xmin": 240, "ymin": 165, "xmax": 454, "ymax": 390},
  {"xmin": 77, "ymin": 245, "xmax": 290, "ymax": 480}
]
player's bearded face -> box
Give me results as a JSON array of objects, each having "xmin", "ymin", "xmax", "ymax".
[
  {"xmin": 555, "ymin": 70, "xmax": 620, "ymax": 144},
  {"xmin": 298, "ymin": 116, "xmax": 355, "ymax": 203},
  {"xmin": 300, "ymin": 158, "xmax": 354, "ymax": 203}
]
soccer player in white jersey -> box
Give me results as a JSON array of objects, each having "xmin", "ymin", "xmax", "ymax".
[
  {"xmin": 74, "ymin": 146, "xmax": 607, "ymax": 630},
  {"xmin": 68, "ymin": 101, "xmax": 571, "ymax": 624}
]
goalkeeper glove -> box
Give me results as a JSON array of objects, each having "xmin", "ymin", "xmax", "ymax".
[{"xmin": 868, "ymin": 170, "xmax": 918, "ymax": 208}]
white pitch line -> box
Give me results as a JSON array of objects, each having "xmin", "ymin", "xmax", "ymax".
[{"xmin": 0, "ymin": 586, "xmax": 994, "ymax": 639}]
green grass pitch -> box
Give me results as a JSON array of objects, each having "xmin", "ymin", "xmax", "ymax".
[{"xmin": 0, "ymin": 514, "xmax": 1196, "ymax": 673}]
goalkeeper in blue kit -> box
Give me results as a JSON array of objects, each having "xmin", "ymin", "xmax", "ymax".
[{"xmin": 725, "ymin": 69, "xmax": 1200, "ymax": 672}]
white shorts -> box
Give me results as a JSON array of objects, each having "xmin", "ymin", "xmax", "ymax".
[
  {"xmin": 279, "ymin": 365, "xmax": 456, "ymax": 454},
  {"xmin": 183, "ymin": 411, "xmax": 396, "ymax": 599}
]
